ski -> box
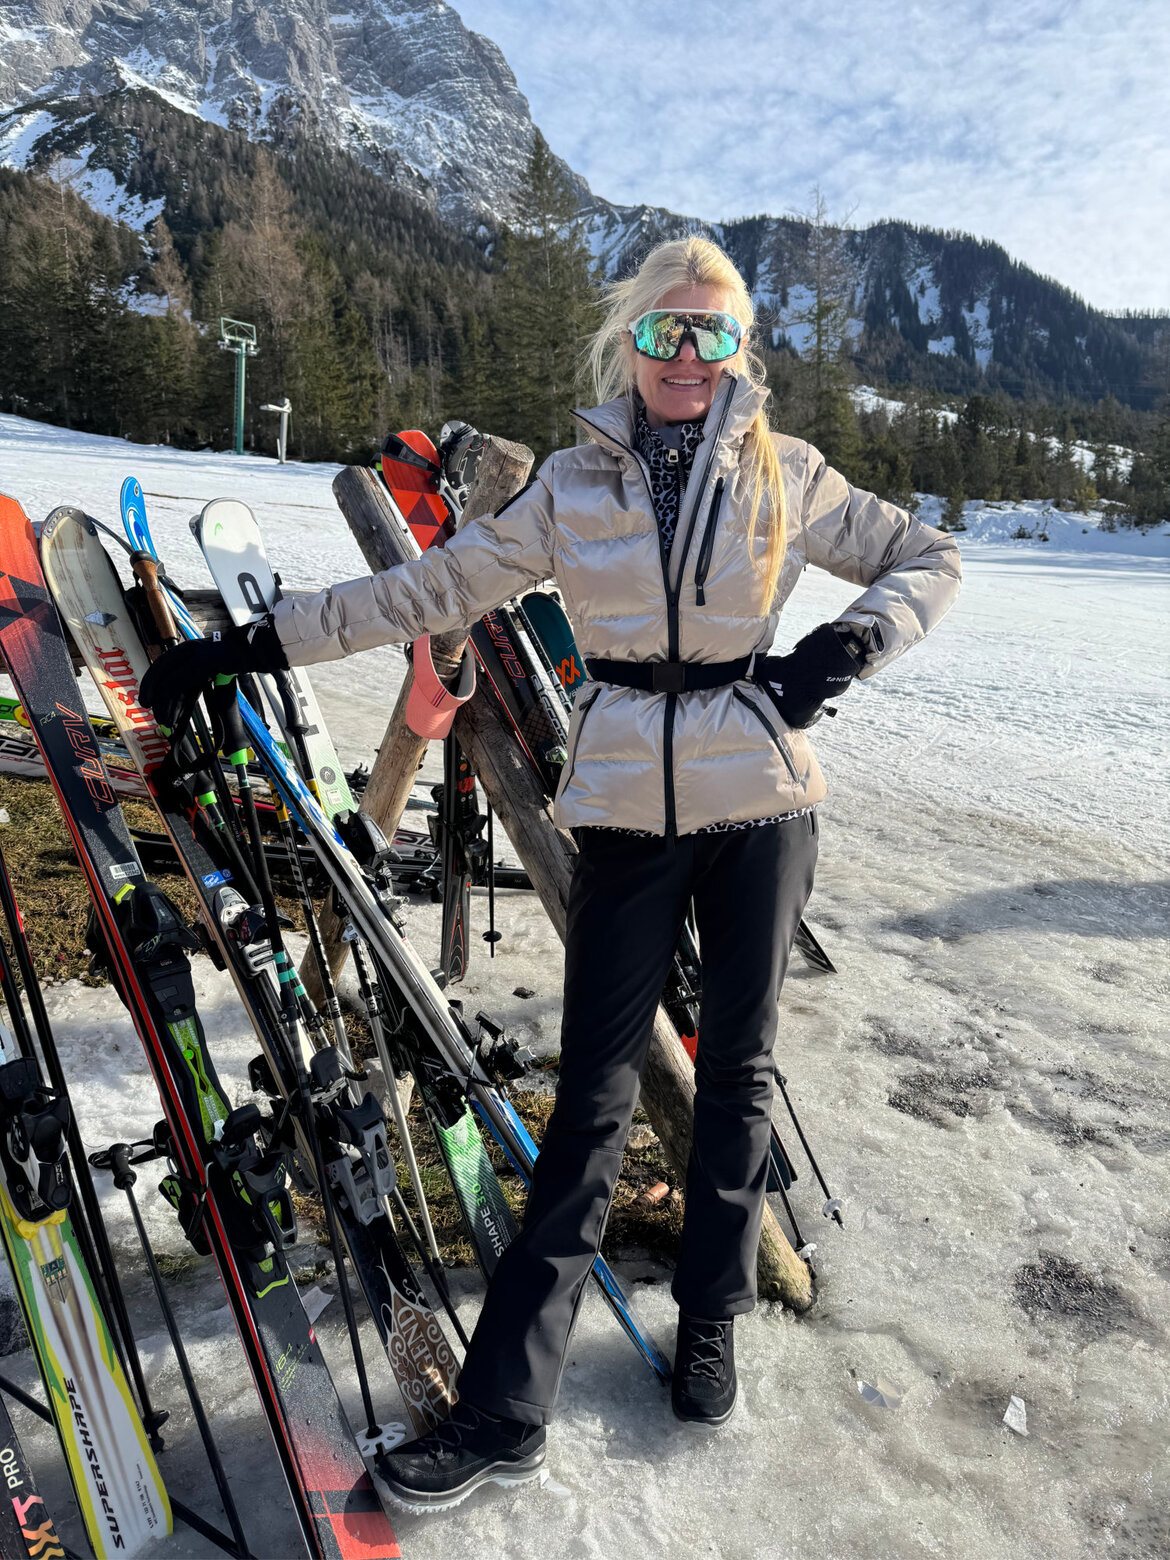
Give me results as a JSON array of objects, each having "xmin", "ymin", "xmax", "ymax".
[
  {"xmin": 0, "ymin": 694, "xmax": 120, "ymax": 742},
  {"xmin": 44, "ymin": 504, "xmax": 460, "ymax": 1441},
  {"xmin": 119, "ymin": 495, "xmax": 546, "ymax": 1298},
  {"xmin": 432, "ymin": 737, "xmax": 483, "ymax": 985},
  {"xmin": 0, "ymin": 728, "xmax": 148, "ymax": 800},
  {"xmin": 517, "ymin": 590, "xmax": 584, "ymax": 702},
  {"xmin": 0, "ymin": 494, "xmax": 399, "ymax": 1560},
  {"xmin": 0, "ymin": 1388, "xmax": 67, "ymax": 1560},
  {"xmin": 0, "ymin": 1014, "xmax": 169, "ymax": 1560},
  {"xmin": 188, "ymin": 496, "xmax": 355, "ymax": 821}
]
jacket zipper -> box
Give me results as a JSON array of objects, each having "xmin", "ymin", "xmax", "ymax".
[
  {"xmin": 733, "ymin": 689, "xmax": 800, "ymax": 783},
  {"xmin": 694, "ymin": 478, "xmax": 725, "ymax": 606},
  {"xmin": 562, "ymin": 685, "xmax": 602, "ymax": 788},
  {"xmin": 573, "ymin": 379, "xmax": 736, "ymax": 837}
]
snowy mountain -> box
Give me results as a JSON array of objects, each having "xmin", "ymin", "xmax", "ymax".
[
  {"xmin": 0, "ymin": 0, "xmax": 586, "ymax": 227},
  {"xmin": 581, "ymin": 200, "xmax": 1167, "ymax": 409}
]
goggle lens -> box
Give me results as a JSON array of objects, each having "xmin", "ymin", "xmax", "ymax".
[{"xmin": 631, "ymin": 311, "xmax": 743, "ymax": 362}]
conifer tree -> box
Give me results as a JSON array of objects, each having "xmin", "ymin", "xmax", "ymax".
[
  {"xmin": 782, "ymin": 189, "xmax": 860, "ymax": 467},
  {"xmin": 489, "ymin": 130, "xmax": 597, "ymax": 460}
]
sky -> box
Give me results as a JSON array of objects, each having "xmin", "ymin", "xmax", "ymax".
[{"xmin": 452, "ymin": 0, "xmax": 1170, "ymax": 314}]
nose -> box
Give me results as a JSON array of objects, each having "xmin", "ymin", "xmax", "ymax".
[{"xmin": 676, "ymin": 337, "xmax": 698, "ymax": 363}]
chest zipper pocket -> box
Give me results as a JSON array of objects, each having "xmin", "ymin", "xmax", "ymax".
[
  {"xmin": 562, "ymin": 685, "xmax": 603, "ymax": 788},
  {"xmin": 733, "ymin": 688, "xmax": 800, "ymax": 784},
  {"xmin": 694, "ymin": 478, "xmax": 725, "ymax": 606}
]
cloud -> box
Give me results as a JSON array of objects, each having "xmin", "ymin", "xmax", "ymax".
[{"xmin": 451, "ymin": 0, "xmax": 1170, "ymax": 311}]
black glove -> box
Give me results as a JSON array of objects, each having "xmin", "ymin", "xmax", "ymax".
[
  {"xmin": 760, "ymin": 623, "xmax": 865, "ymax": 729},
  {"xmin": 140, "ymin": 621, "xmax": 288, "ymax": 738}
]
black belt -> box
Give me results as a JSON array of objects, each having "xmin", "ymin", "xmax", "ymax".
[{"xmin": 585, "ymin": 655, "xmax": 776, "ymax": 694}]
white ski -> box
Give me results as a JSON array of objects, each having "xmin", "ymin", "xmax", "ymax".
[{"xmin": 194, "ymin": 499, "xmax": 356, "ymax": 820}]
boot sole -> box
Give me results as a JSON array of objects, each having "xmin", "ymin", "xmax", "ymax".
[
  {"xmin": 672, "ymin": 1395, "xmax": 737, "ymax": 1428},
  {"xmin": 373, "ymin": 1446, "xmax": 546, "ymax": 1513}
]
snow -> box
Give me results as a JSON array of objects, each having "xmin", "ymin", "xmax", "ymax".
[
  {"xmin": 57, "ymin": 150, "xmax": 166, "ymax": 232},
  {"xmin": 0, "ymin": 413, "xmax": 1167, "ymax": 1558},
  {"xmin": 0, "ymin": 123, "xmax": 167, "ymax": 233},
  {"xmin": 963, "ymin": 297, "xmax": 994, "ymax": 368},
  {"xmin": 110, "ymin": 58, "xmax": 203, "ymax": 120},
  {"xmin": 927, "ymin": 334, "xmax": 957, "ymax": 356},
  {"xmin": 915, "ymin": 495, "xmax": 1170, "ymax": 558},
  {"xmin": 777, "ymin": 284, "xmax": 817, "ymax": 355},
  {"xmin": 851, "ymin": 384, "xmax": 907, "ymax": 420},
  {"xmin": 910, "ymin": 265, "xmax": 941, "ymax": 327},
  {"xmin": 0, "ymin": 107, "xmax": 56, "ymax": 167}
]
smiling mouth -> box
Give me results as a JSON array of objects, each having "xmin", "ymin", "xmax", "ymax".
[{"xmin": 663, "ymin": 377, "xmax": 705, "ymax": 386}]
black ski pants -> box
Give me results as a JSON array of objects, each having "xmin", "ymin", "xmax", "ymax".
[{"xmin": 455, "ymin": 811, "xmax": 819, "ymax": 1424}]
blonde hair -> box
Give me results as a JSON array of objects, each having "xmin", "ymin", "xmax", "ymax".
[{"xmin": 587, "ymin": 236, "xmax": 786, "ymax": 605}]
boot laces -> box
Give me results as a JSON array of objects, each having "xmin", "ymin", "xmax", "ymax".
[
  {"xmin": 425, "ymin": 1403, "xmax": 495, "ymax": 1466},
  {"xmin": 684, "ymin": 1319, "xmax": 730, "ymax": 1383}
]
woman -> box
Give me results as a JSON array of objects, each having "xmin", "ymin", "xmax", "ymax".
[{"xmin": 143, "ymin": 237, "xmax": 961, "ymax": 1512}]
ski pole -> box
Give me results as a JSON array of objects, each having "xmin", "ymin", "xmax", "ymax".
[
  {"xmin": 773, "ymin": 1070, "xmax": 844, "ymax": 1227},
  {"xmin": 484, "ymin": 803, "xmax": 499, "ymax": 956},
  {"xmin": 203, "ymin": 679, "xmax": 461, "ymax": 1420},
  {"xmin": 100, "ymin": 1142, "xmax": 254, "ymax": 1560}
]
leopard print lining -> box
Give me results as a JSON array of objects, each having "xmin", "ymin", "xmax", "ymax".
[{"xmin": 633, "ymin": 396, "xmax": 705, "ymax": 556}]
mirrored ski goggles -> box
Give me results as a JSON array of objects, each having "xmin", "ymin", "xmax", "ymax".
[{"xmin": 628, "ymin": 310, "xmax": 743, "ymax": 362}]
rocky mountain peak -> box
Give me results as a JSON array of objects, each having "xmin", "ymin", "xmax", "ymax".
[{"xmin": 0, "ymin": 0, "xmax": 583, "ymax": 225}]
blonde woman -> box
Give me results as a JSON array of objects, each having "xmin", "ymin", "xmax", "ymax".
[{"xmin": 144, "ymin": 236, "xmax": 961, "ymax": 1511}]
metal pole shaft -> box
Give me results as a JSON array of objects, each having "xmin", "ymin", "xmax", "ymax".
[{"xmin": 233, "ymin": 347, "xmax": 246, "ymax": 456}]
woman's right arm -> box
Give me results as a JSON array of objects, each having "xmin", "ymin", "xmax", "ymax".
[{"xmin": 273, "ymin": 465, "xmax": 556, "ymax": 667}]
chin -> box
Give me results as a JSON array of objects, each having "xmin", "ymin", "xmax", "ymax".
[{"xmin": 656, "ymin": 393, "xmax": 711, "ymax": 420}]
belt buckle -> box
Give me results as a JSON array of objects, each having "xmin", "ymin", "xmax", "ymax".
[{"xmin": 651, "ymin": 663, "xmax": 686, "ymax": 694}]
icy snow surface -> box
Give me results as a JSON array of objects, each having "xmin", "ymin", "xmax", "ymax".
[{"xmin": 0, "ymin": 415, "xmax": 1167, "ymax": 1559}]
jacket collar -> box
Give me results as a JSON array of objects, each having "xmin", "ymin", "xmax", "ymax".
[{"xmin": 572, "ymin": 371, "xmax": 768, "ymax": 459}]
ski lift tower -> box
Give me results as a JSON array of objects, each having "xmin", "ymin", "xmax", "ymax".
[{"xmin": 218, "ymin": 317, "xmax": 258, "ymax": 455}]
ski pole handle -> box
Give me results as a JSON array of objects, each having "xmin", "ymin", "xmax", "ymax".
[
  {"xmin": 108, "ymin": 1142, "xmax": 138, "ymax": 1191},
  {"xmin": 133, "ymin": 553, "xmax": 180, "ymax": 650}
]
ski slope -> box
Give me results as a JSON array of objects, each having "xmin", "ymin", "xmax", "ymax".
[{"xmin": 0, "ymin": 414, "xmax": 1166, "ymax": 1560}]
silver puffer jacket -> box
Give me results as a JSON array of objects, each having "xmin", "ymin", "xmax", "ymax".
[{"xmin": 275, "ymin": 374, "xmax": 962, "ymax": 835}]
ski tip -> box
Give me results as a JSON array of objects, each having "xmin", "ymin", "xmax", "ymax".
[{"xmin": 0, "ymin": 492, "xmax": 31, "ymax": 526}]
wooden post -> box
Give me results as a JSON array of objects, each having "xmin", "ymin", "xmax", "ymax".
[
  {"xmin": 326, "ymin": 463, "xmax": 814, "ymax": 1311},
  {"xmin": 298, "ymin": 439, "xmax": 534, "ymax": 1008}
]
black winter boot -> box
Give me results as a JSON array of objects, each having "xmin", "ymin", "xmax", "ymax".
[
  {"xmin": 672, "ymin": 1313, "xmax": 737, "ymax": 1426},
  {"xmin": 373, "ymin": 1400, "xmax": 546, "ymax": 1512}
]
